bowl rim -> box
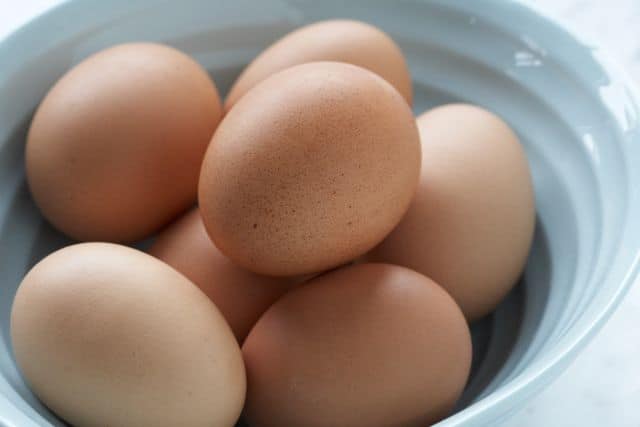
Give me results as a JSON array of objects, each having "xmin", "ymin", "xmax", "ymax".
[
  {"xmin": 439, "ymin": 0, "xmax": 640, "ymax": 424},
  {"xmin": 0, "ymin": 1, "xmax": 639, "ymax": 426}
]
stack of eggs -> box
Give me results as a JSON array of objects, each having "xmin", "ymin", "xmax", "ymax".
[{"xmin": 11, "ymin": 20, "xmax": 534, "ymax": 427}]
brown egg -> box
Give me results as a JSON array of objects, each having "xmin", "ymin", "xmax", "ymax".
[
  {"xmin": 26, "ymin": 43, "xmax": 222, "ymax": 243},
  {"xmin": 11, "ymin": 243, "xmax": 245, "ymax": 427},
  {"xmin": 149, "ymin": 207, "xmax": 293, "ymax": 342},
  {"xmin": 368, "ymin": 104, "xmax": 535, "ymax": 321},
  {"xmin": 242, "ymin": 263, "xmax": 472, "ymax": 427},
  {"xmin": 225, "ymin": 20, "xmax": 412, "ymax": 111},
  {"xmin": 199, "ymin": 62, "xmax": 421, "ymax": 277}
]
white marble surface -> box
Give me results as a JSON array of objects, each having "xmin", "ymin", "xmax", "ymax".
[{"xmin": 1, "ymin": 1, "xmax": 640, "ymax": 426}]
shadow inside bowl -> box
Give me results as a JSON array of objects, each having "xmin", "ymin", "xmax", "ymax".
[
  {"xmin": 0, "ymin": 121, "xmax": 72, "ymax": 427},
  {"xmin": 459, "ymin": 220, "xmax": 552, "ymax": 407}
]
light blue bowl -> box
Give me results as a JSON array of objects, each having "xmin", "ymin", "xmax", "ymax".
[{"xmin": 1, "ymin": 1, "xmax": 639, "ymax": 426}]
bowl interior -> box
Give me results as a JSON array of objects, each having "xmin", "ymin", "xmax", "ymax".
[{"xmin": 1, "ymin": 1, "xmax": 638, "ymax": 426}]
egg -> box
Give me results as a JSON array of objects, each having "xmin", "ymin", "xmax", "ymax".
[
  {"xmin": 368, "ymin": 104, "xmax": 535, "ymax": 321},
  {"xmin": 242, "ymin": 263, "xmax": 472, "ymax": 427},
  {"xmin": 149, "ymin": 207, "xmax": 293, "ymax": 342},
  {"xmin": 11, "ymin": 243, "xmax": 245, "ymax": 427},
  {"xmin": 199, "ymin": 62, "xmax": 421, "ymax": 277},
  {"xmin": 26, "ymin": 43, "xmax": 222, "ymax": 243},
  {"xmin": 224, "ymin": 19, "xmax": 412, "ymax": 110}
]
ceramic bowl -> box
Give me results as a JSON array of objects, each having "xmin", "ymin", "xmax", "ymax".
[{"xmin": 1, "ymin": 1, "xmax": 639, "ymax": 426}]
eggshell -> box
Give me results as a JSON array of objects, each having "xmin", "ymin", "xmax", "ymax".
[
  {"xmin": 225, "ymin": 19, "xmax": 412, "ymax": 110},
  {"xmin": 199, "ymin": 62, "xmax": 421, "ymax": 277},
  {"xmin": 149, "ymin": 207, "xmax": 293, "ymax": 342},
  {"xmin": 26, "ymin": 43, "xmax": 222, "ymax": 242},
  {"xmin": 242, "ymin": 263, "xmax": 472, "ymax": 427},
  {"xmin": 368, "ymin": 104, "xmax": 535, "ymax": 321},
  {"xmin": 11, "ymin": 243, "xmax": 245, "ymax": 427}
]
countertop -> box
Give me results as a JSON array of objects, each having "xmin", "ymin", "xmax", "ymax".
[{"xmin": 1, "ymin": 1, "xmax": 639, "ymax": 426}]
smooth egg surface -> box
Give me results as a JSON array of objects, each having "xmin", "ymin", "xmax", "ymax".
[
  {"xmin": 224, "ymin": 19, "xmax": 412, "ymax": 110},
  {"xmin": 368, "ymin": 104, "xmax": 535, "ymax": 320},
  {"xmin": 242, "ymin": 263, "xmax": 472, "ymax": 427},
  {"xmin": 26, "ymin": 43, "xmax": 222, "ymax": 242},
  {"xmin": 149, "ymin": 207, "xmax": 293, "ymax": 342},
  {"xmin": 11, "ymin": 243, "xmax": 245, "ymax": 427}
]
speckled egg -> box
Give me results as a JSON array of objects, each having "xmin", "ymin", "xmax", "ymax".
[{"xmin": 199, "ymin": 62, "xmax": 421, "ymax": 277}]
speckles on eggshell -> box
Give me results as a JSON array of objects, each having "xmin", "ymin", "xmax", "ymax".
[{"xmin": 198, "ymin": 62, "xmax": 420, "ymax": 277}]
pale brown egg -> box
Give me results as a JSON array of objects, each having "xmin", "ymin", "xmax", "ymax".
[
  {"xmin": 149, "ymin": 207, "xmax": 293, "ymax": 343},
  {"xmin": 199, "ymin": 62, "xmax": 421, "ymax": 277},
  {"xmin": 368, "ymin": 104, "xmax": 535, "ymax": 321},
  {"xmin": 224, "ymin": 19, "xmax": 412, "ymax": 110},
  {"xmin": 11, "ymin": 243, "xmax": 245, "ymax": 427},
  {"xmin": 242, "ymin": 263, "xmax": 472, "ymax": 427},
  {"xmin": 26, "ymin": 43, "xmax": 222, "ymax": 243}
]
